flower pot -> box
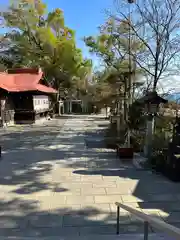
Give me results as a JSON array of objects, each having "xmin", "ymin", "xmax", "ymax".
[{"xmin": 118, "ymin": 147, "xmax": 134, "ymax": 160}]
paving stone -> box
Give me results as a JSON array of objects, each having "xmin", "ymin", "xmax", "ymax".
[
  {"xmin": 94, "ymin": 195, "xmax": 122, "ymax": 204},
  {"xmin": 173, "ymin": 194, "xmax": 180, "ymax": 201},
  {"xmin": 93, "ymin": 182, "xmax": 117, "ymax": 188},
  {"xmin": 62, "ymin": 214, "xmax": 98, "ymax": 227},
  {"xmin": 81, "ymin": 203, "xmax": 111, "ymax": 212},
  {"xmin": 167, "ymin": 202, "xmax": 180, "ymax": 211},
  {"xmin": 117, "ymin": 223, "xmax": 153, "ymax": 234},
  {"xmin": 24, "ymin": 190, "xmax": 53, "ymax": 198},
  {"xmin": 81, "ymin": 176, "xmax": 103, "ymax": 181},
  {"xmin": 3, "ymin": 115, "xmax": 180, "ymax": 238},
  {"xmin": 62, "ymin": 183, "xmax": 93, "ymax": 189},
  {"xmin": 81, "ymin": 187, "xmax": 106, "ymax": 195},
  {"xmin": 129, "ymin": 214, "xmax": 144, "ymax": 224},
  {"xmin": 37, "ymin": 195, "xmax": 67, "ymax": 210},
  {"xmin": 160, "ymin": 211, "xmax": 180, "ymax": 223},
  {"xmin": 52, "ymin": 167, "xmax": 73, "ymax": 173},
  {"xmin": 0, "ymin": 228, "xmax": 42, "ymax": 238},
  {"xmin": 116, "ymin": 183, "xmax": 138, "ymax": 193},
  {"xmin": 105, "ymin": 187, "xmax": 132, "ymax": 195},
  {"xmin": 137, "ymin": 202, "xmax": 173, "ymax": 212},
  {"xmin": 116, "ymin": 179, "xmax": 138, "ymax": 185},
  {"xmin": 110, "ymin": 202, "xmax": 141, "ymax": 213},
  {"xmin": 0, "ymin": 184, "xmax": 23, "ymax": 193},
  {"xmin": 102, "ymin": 176, "xmax": 121, "ymax": 181},
  {"xmin": 52, "ymin": 188, "xmax": 81, "ymax": 196},
  {"xmin": 79, "ymin": 225, "xmax": 116, "ymax": 235},
  {"xmin": 2, "ymin": 226, "xmax": 81, "ymax": 237},
  {"xmin": 80, "ymin": 224, "xmax": 153, "ymax": 236},
  {"xmin": 28, "ymin": 213, "xmax": 63, "ymax": 227},
  {"xmin": 66, "ymin": 196, "xmax": 94, "ymax": 205},
  {"xmin": 52, "ymin": 176, "xmax": 82, "ymax": 182},
  {"xmin": 149, "ymin": 194, "xmax": 177, "ymax": 202},
  {"xmin": 121, "ymin": 195, "xmax": 144, "ymax": 203},
  {"xmin": 110, "ymin": 203, "xmax": 128, "ymax": 213},
  {"xmin": 0, "ymin": 217, "xmax": 28, "ymax": 229},
  {"xmin": 96, "ymin": 212, "xmax": 129, "ymax": 224},
  {"xmin": 53, "ymin": 205, "xmax": 81, "ymax": 214},
  {"xmin": 0, "ymin": 192, "xmax": 19, "ymax": 201}
]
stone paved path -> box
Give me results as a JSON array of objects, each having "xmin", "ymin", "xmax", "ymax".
[{"xmin": 0, "ymin": 115, "xmax": 180, "ymax": 237}]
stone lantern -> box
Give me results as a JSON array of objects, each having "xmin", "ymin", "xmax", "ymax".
[
  {"xmin": 142, "ymin": 91, "xmax": 167, "ymax": 116},
  {"xmin": 139, "ymin": 91, "xmax": 168, "ymax": 159}
]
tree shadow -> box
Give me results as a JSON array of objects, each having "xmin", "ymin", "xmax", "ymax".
[
  {"xmin": 0, "ymin": 118, "xmax": 72, "ymax": 195},
  {"xmin": 70, "ymin": 117, "xmax": 180, "ymax": 232},
  {"xmin": 72, "ymin": 165, "xmax": 180, "ymax": 231},
  {"xmin": 0, "ymin": 115, "xmax": 179, "ymax": 236},
  {"xmin": 0, "ymin": 116, "xmax": 107, "ymax": 196},
  {"xmin": 0, "ymin": 197, "xmax": 156, "ymax": 237}
]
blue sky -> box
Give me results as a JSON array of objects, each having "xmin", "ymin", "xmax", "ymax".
[
  {"xmin": 1, "ymin": 0, "xmax": 179, "ymax": 92},
  {"xmin": 1, "ymin": 0, "xmax": 113, "ymax": 67}
]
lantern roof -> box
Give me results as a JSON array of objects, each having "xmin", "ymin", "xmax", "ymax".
[{"xmin": 138, "ymin": 91, "xmax": 168, "ymax": 104}]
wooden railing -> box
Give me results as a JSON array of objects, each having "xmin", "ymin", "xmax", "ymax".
[{"xmin": 115, "ymin": 202, "xmax": 180, "ymax": 239}]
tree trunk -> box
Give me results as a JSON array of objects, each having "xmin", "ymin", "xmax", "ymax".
[{"xmin": 124, "ymin": 78, "xmax": 128, "ymax": 126}]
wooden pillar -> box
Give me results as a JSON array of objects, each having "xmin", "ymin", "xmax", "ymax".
[
  {"xmin": 81, "ymin": 100, "xmax": 84, "ymax": 113},
  {"xmin": 68, "ymin": 101, "xmax": 70, "ymax": 113},
  {"xmin": 67, "ymin": 101, "xmax": 70, "ymax": 113}
]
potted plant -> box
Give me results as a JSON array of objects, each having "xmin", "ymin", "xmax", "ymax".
[
  {"xmin": 117, "ymin": 130, "xmax": 134, "ymax": 160},
  {"xmin": 117, "ymin": 102, "xmax": 144, "ymax": 160},
  {"xmin": 118, "ymin": 146, "xmax": 134, "ymax": 159}
]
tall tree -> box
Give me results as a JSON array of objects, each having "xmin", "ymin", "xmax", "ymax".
[
  {"xmin": 84, "ymin": 19, "xmax": 143, "ymax": 123},
  {"xmin": 1, "ymin": 0, "xmax": 92, "ymax": 98}
]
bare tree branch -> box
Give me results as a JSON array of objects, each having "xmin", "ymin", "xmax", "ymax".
[{"xmin": 112, "ymin": 0, "xmax": 180, "ymax": 92}]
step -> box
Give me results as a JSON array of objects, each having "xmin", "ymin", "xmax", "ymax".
[{"xmin": 0, "ymin": 234, "xmax": 173, "ymax": 240}]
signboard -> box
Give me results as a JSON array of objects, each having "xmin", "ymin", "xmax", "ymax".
[{"xmin": 33, "ymin": 95, "xmax": 49, "ymax": 112}]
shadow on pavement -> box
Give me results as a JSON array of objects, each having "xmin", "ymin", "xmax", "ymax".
[
  {"xmin": 0, "ymin": 197, "xmax": 154, "ymax": 237},
  {"xmin": 0, "ymin": 115, "xmax": 179, "ymax": 236}
]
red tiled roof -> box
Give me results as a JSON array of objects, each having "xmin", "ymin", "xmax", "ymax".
[
  {"xmin": 36, "ymin": 84, "xmax": 58, "ymax": 93},
  {"xmin": 0, "ymin": 69, "xmax": 57, "ymax": 93}
]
